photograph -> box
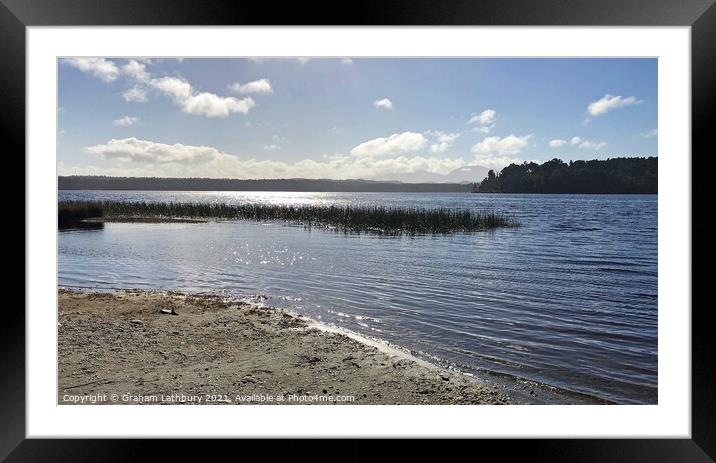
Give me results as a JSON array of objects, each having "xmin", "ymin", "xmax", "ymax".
[{"xmin": 56, "ymin": 57, "xmax": 658, "ymax": 406}]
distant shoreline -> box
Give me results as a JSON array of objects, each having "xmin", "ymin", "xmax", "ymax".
[{"xmin": 58, "ymin": 176, "xmax": 475, "ymax": 193}]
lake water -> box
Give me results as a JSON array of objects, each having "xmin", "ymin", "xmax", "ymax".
[{"xmin": 58, "ymin": 191, "xmax": 658, "ymax": 404}]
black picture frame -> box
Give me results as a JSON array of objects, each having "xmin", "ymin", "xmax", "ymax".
[{"xmin": 5, "ymin": 0, "xmax": 710, "ymax": 460}]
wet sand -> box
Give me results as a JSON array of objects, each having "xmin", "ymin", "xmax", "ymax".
[
  {"xmin": 58, "ymin": 289, "xmax": 605, "ymax": 405},
  {"xmin": 58, "ymin": 289, "xmax": 515, "ymax": 405}
]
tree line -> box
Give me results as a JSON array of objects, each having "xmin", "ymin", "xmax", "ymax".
[{"xmin": 476, "ymin": 157, "xmax": 657, "ymax": 194}]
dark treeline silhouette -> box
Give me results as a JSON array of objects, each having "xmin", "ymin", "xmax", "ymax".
[
  {"xmin": 58, "ymin": 176, "xmax": 473, "ymax": 193},
  {"xmin": 477, "ymin": 157, "xmax": 657, "ymax": 194}
]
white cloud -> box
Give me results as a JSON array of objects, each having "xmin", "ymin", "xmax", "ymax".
[
  {"xmin": 121, "ymin": 60, "xmax": 150, "ymax": 82},
  {"xmin": 122, "ymin": 86, "xmax": 148, "ymax": 103},
  {"xmin": 62, "ymin": 57, "xmax": 120, "ymax": 82},
  {"xmin": 150, "ymin": 76, "xmax": 192, "ymax": 100},
  {"xmin": 113, "ymin": 116, "xmax": 138, "ymax": 127},
  {"xmin": 182, "ymin": 93, "xmax": 255, "ymax": 118},
  {"xmin": 577, "ymin": 140, "xmax": 607, "ymax": 150},
  {"xmin": 587, "ymin": 94, "xmax": 643, "ymax": 116},
  {"xmin": 263, "ymin": 144, "xmax": 281, "ymax": 150},
  {"xmin": 350, "ymin": 132, "xmax": 427, "ymax": 157},
  {"xmin": 570, "ymin": 135, "xmax": 607, "ymax": 150},
  {"xmin": 230, "ymin": 78, "xmax": 273, "ymax": 94},
  {"xmin": 469, "ymin": 133, "xmax": 531, "ymax": 170},
  {"xmin": 63, "ymin": 59, "xmax": 256, "ymax": 117},
  {"xmin": 150, "ymin": 76, "xmax": 255, "ymax": 118},
  {"xmin": 640, "ymin": 128, "xmax": 658, "ymax": 138},
  {"xmin": 76, "ymin": 137, "xmax": 467, "ymax": 180},
  {"xmin": 426, "ymin": 131, "xmax": 460, "ymax": 153},
  {"xmin": 467, "ymin": 109, "xmax": 496, "ymax": 133},
  {"xmin": 341, "ymin": 58, "xmax": 354, "ymax": 65},
  {"xmin": 471, "ymin": 134, "xmax": 531, "ymax": 156},
  {"xmin": 296, "ymin": 57, "xmax": 311, "ymax": 65},
  {"xmin": 467, "ymin": 109, "xmax": 496, "ymax": 126},
  {"xmin": 549, "ymin": 139, "xmax": 567, "ymax": 148},
  {"xmin": 84, "ymin": 137, "xmax": 232, "ymax": 165},
  {"xmin": 373, "ymin": 98, "xmax": 393, "ymax": 110}
]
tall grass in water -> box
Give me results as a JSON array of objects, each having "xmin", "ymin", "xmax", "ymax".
[
  {"xmin": 58, "ymin": 200, "xmax": 517, "ymax": 234},
  {"xmin": 58, "ymin": 202, "xmax": 104, "ymax": 225}
]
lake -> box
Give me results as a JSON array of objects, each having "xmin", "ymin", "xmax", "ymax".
[{"xmin": 58, "ymin": 191, "xmax": 658, "ymax": 404}]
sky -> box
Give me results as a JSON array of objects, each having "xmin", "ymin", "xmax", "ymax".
[{"xmin": 58, "ymin": 58, "xmax": 657, "ymax": 181}]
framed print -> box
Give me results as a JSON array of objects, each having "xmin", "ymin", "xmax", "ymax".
[{"xmin": 6, "ymin": 0, "xmax": 711, "ymax": 459}]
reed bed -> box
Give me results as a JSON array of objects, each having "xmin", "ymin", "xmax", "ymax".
[
  {"xmin": 58, "ymin": 200, "xmax": 517, "ymax": 234},
  {"xmin": 58, "ymin": 202, "xmax": 104, "ymax": 225}
]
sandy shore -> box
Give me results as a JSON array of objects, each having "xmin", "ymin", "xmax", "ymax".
[{"xmin": 58, "ymin": 289, "xmax": 516, "ymax": 405}]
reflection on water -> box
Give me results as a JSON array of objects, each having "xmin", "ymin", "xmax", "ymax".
[
  {"xmin": 58, "ymin": 191, "xmax": 657, "ymax": 404},
  {"xmin": 58, "ymin": 221, "xmax": 105, "ymax": 232}
]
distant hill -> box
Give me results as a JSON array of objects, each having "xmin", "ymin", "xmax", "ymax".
[
  {"xmin": 376, "ymin": 164, "xmax": 490, "ymax": 184},
  {"xmin": 58, "ymin": 176, "xmax": 475, "ymax": 193},
  {"xmin": 443, "ymin": 165, "xmax": 491, "ymax": 183},
  {"xmin": 477, "ymin": 157, "xmax": 657, "ymax": 194}
]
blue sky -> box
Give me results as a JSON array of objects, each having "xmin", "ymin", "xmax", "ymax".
[{"xmin": 58, "ymin": 57, "xmax": 657, "ymax": 181}]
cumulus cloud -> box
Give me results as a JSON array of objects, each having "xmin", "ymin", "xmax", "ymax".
[
  {"xmin": 113, "ymin": 116, "xmax": 138, "ymax": 127},
  {"xmin": 548, "ymin": 139, "xmax": 567, "ymax": 148},
  {"xmin": 122, "ymin": 86, "xmax": 148, "ymax": 103},
  {"xmin": 230, "ymin": 78, "xmax": 273, "ymax": 94},
  {"xmin": 569, "ymin": 135, "xmax": 606, "ymax": 150},
  {"xmin": 468, "ymin": 109, "xmax": 496, "ymax": 126},
  {"xmin": 373, "ymin": 98, "xmax": 393, "ymax": 110},
  {"xmin": 84, "ymin": 137, "xmax": 232, "ymax": 165},
  {"xmin": 577, "ymin": 140, "xmax": 607, "ymax": 150},
  {"xmin": 150, "ymin": 76, "xmax": 192, "ymax": 100},
  {"xmin": 471, "ymin": 134, "xmax": 531, "ymax": 156},
  {"xmin": 150, "ymin": 76, "xmax": 255, "ymax": 118},
  {"xmin": 587, "ymin": 94, "xmax": 643, "ymax": 116},
  {"xmin": 426, "ymin": 131, "xmax": 460, "ymax": 153},
  {"xmin": 62, "ymin": 57, "xmax": 120, "ymax": 82},
  {"xmin": 76, "ymin": 137, "xmax": 467, "ymax": 180},
  {"xmin": 350, "ymin": 132, "xmax": 427, "ymax": 157},
  {"xmin": 63, "ymin": 58, "xmax": 262, "ymax": 117},
  {"xmin": 183, "ymin": 92, "xmax": 255, "ymax": 118},
  {"xmin": 467, "ymin": 109, "xmax": 496, "ymax": 133},
  {"xmin": 121, "ymin": 60, "xmax": 150, "ymax": 82}
]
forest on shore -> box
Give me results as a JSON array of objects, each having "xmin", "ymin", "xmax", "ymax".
[{"xmin": 476, "ymin": 157, "xmax": 657, "ymax": 194}]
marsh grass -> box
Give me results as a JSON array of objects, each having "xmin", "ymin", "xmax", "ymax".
[
  {"xmin": 58, "ymin": 200, "xmax": 517, "ymax": 234},
  {"xmin": 58, "ymin": 202, "xmax": 104, "ymax": 225}
]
